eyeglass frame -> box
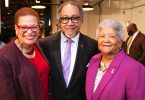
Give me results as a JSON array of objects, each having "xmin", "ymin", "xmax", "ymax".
[
  {"xmin": 59, "ymin": 16, "xmax": 81, "ymax": 24},
  {"xmin": 16, "ymin": 25, "xmax": 39, "ymax": 32}
]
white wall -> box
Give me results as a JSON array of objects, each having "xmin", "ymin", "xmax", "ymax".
[
  {"xmin": 81, "ymin": 0, "xmax": 145, "ymax": 40},
  {"xmin": 131, "ymin": 0, "xmax": 145, "ymax": 35},
  {"xmin": 51, "ymin": 0, "xmax": 145, "ymax": 40}
]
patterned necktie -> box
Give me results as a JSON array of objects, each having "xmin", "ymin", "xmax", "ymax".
[
  {"xmin": 127, "ymin": 36, "xmax": 133, "ymax": 54},
  {"xmin": 62, "ymin": 38, "xmax": 73, "ymax": 86}
]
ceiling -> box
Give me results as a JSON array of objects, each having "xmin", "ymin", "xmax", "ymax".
[
  {"xmin": 1, "ymin": 0, "xmax": 53, "ymax": 28},
  {"xmin": 1, "ymin": 0, "xmax": 97, "ymax": 27},
  {"xmin": 1, "ymin": 0, "xmax": 52, "ymax": 17},
  {"xmin": 1, "ymin": 0, "xmax": 140, "ymax": 17},
  {"xmin": 1, "ymin": 0, "xmax": 102, "ymax": 17}
]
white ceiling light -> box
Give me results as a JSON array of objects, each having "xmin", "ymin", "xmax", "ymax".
[
  {"xmin": 5, "ymin": 0, "xmax": 9, "ymax": 7},
  {"xmin": 82, "ymin": 1, "xmax": 94, "ymax": 11},
  {"xmin": 36, "ymin": 0, "xmax": 40, "ymax": 3},
  {"xmin": 31, "ymin": 5, "xmax": 46, "ymax": 9},
  {"xmin": 82, "ymin": 5, "xmax": 94, "ymax": 11},
  {"xmin": 31, "ymin": 0, "xmax": 46, "ymax": 9}
]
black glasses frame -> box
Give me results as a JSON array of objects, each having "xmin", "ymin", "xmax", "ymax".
[{"xmin": 59, "ymin": 16, "xmax": 81, "ymax": 24}]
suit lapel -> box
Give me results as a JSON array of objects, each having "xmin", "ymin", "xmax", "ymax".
[
  {"xmin": 53, "ymin": 32, "xmax": 66, "ymax": 85},
  {"xmin": 92, "ymin": 50, "xmax": 126, "ymax": 100},
  {"xmin": 125, "ymin": 36, "xmax": 131, "ymax": 51},
  {"xmin": 68, "ymin": 34, "xmax": 86, "ymax": 89},
  {"xmin": 54, "ymin": 32, "xmax": 62, "ymax": 71},
  {"xmin": 130, "ymin": 32, "xmax": 140, "ymax": 49}
]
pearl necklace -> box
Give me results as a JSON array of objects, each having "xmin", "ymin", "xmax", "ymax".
[
  {"xmin": 100, "ymin": 61, "xmax": 111, "ymax": 72},
  {"xmin": 15, "ymin": 39, "xmax": 36, "ymax": 59},
  {"xmin": 22, "ymin": 50, "xmax": 36, "ymax": 59}
]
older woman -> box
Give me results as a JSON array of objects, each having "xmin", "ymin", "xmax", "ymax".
[
  {"xmin": 0, "ymin": 7, "xmax": 50, "ymax": 100},
  {"xmin": 86, "ymin": 19, "xmax": 145, "ymax": 100}
]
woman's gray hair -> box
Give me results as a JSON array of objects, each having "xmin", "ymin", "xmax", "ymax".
[
  {"xmin": 96, "ymin": 19, "xmax": 125, "ymax": 41},
  {"xmin": 56, "ymin": 1, "xmax": 84, "ymax": 20}
]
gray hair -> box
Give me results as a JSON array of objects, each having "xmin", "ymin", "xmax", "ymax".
[
  {"xmin": 56, "ymin": 1, "xmax": 84, "ymax": 20},
  {"xmin": 96, "ymin": 19, "xmax": 125, "ymax": 41}
]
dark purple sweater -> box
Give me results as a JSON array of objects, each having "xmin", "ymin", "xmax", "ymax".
[{"xmin": 0, "ymin": 40, "xmax": 49, "ymax": 100}]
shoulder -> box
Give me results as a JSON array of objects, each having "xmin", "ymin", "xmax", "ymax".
[
  {"xmin": 139, "ymin": 31, "xmax": 145, "ymax": 36},
  {"xmin": 80, "ymin": 34, "xmax": 100, "ymax": 53},
  {"xmin": 122, "ymin": 54, "xmax": 145, "ymax": 70},
  {"xmin": 122, "ymin": 54, "xmax": 145, "ymax": 99},
  {"xmin": 79, "ymin": 33, "xmax": 98, "ymax": 49},
  {"xmin": 0, "ymin": 41, "xmax": 5, "ymax": 49},
  {"xmin": 0, "ymin": 41, "xmax": 20, "ymax": 64},
  {"xmin": 87, "ymin": 54, "xmax": 101, "ymax": 72},
  {"xmin": 89, "ymin": 53, "xmax": 101, "ymax": 63},
  {"xmin": 43, "ymin": 31, "xmax": 60, "ymax": 41},
  {"xmin": 39, "ymin": 31, "xmax": 60, "ymax": 44},
  {"xmin": 80, "ymin": 33, "xmax": 97, "ymax": 43},
  {"xmin": 0, "ymin": 41, "xmax": 17, "ymax": 56},
  {"xmin": 138, "ymin": 32, "xmax": 145, "ymax": 38},
  {"xmin": 123, "ymin": 55, "xmax": 145, "ymax": 85}
]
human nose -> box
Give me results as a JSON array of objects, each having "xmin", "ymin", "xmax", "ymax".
[
  {"xmin": 27, "ymin": 28, "xmax": 33, "ymax": 33},
  {"xmin": 67, "ymin": 19, "xmax": 74, "ymax": 25},
  {"xmin": 103, "ymin": 36, "xmax": 110, "ymax": 42}
]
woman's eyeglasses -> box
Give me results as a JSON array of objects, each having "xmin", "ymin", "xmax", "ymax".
[
  {"xmin": 17, "ymin": 25, "xmax": 39, "ymax": 32},
  {"xmin": 59, "ymin": 16, "xmax": 80, "ymax": 24}
]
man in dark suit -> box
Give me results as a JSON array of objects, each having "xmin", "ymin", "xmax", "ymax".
[
  {"xmin": 39, "ymin": 1, "xmax": 99, "ymax": 100},
  {"xmin": 124, "ymin": 23, "xmax": 145, "ymax": 66}
]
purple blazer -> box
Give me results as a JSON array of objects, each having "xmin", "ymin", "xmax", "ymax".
[{"xmin": 86, "ymin": 49, "xmax": 145, "ymax": 100}]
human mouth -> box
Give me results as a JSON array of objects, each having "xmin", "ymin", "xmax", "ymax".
[
  {"xmin": 103, "ymin": 45, "xmax": 111, "ymax": 47},
  {"xmin": 24, "ymin": 35, "xmax": 36, "ymax": 40}
]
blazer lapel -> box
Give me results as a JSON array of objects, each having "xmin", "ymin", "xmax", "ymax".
[
  {"xmin": 92, "ymin": 49, "xmax": 125, "ymax": 100},
  {"xmin": 86, "ymin": 54, "xmax": 101, "ymax": 100}
]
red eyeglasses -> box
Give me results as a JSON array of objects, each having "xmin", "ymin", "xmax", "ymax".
[{"xmin": 17, "ymin": 25, "xmax": 39, "ymax": 32}]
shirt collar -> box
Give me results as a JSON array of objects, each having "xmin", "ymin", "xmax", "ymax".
[
  {"xmin": 132, "ymin": 31, "xmax": 139, "ymax": 38},
  {"xmin": 134, "ymin": 31, "xmax": 139, "ymax": 36},
  {"xmin": 61, "ymin": 32, "xmax": 80, "ymax": 43}
]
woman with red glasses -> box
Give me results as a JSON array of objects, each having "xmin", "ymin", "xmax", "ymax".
[{"xmin": 0, "ymin": 7, "xmax": 50, "ymax": 100}]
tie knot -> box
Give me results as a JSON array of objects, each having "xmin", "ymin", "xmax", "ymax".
[{"xmin": 67, "ymin": 38, "xmax": 73, "ymax": 44}]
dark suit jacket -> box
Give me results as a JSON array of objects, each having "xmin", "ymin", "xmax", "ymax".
[
  {"xmin": 124, "ymin": 32, "xmax": 145, "ymax": 66},
  {"xmin": 39, "ymin": 31, "xmax": 99, "ymax": 100},
  {"xmin": 0, "ymin": 40, "xmax": 49, "ymax": 100}
]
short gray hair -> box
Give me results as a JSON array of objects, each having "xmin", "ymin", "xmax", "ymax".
[
  {"xmin": 96, "ymin": 19, "xmax": 125, "ymax": 41},
  {"xmin": 56, "ymin": 1, "xmax": 84, "ymax": 20}
]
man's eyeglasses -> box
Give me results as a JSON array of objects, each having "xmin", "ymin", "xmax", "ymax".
[
  {"xmin": 17, "ymin": 25, "xmax": 39, "ymax": 32},
  {"xmin": 59, "ymin": 16, "xmax": 80, "ymax": 24}
]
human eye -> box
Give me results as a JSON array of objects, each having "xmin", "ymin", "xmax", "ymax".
[
  {"xmin": 20, "ymin": 26, "xmax": 28, "ymax": 30},
  {"xmin": 60, "ymin": 17, "xmax": 69, "ymax": 23},
  {"xmin": 32, "ymin": 26, "xmax": 37, "ymax": 28},
  {"xmin": 30, "ymin": 27, "xmax": 37, "ymax": 30},
  {"xmin": 72, "ymin": 16, "xmax": 80, "ymax": 22},
  {"xmin": 109, "ymin": 34, "xmax": 118, "ymax": 39},
  {"xmin": 29, "ymin": 25, "xmax": 38, "ymax": 31},
  {"xmin": 61, "ymin": 17, "xmax": 69, "ymax": 21},
  {"xmin": 109, "ymin": 35, "xmax": 115, "ymax": 38},
  {"xmin": 99, "ymin": 34, "xmax": 105, "ymax": 38}
]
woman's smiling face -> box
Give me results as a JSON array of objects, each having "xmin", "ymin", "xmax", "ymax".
[
  {"xmin": 15, "ymin": 15, "xmax": 40, "ymax": 46},
  {"xmin": 97, "ymin": 27, "xmax": 122, "ymax": 56}
]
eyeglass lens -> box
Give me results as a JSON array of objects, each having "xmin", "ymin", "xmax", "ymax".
[
  {"xmin": 60, "ymin": 16, "xmax": 80, "ymax": 24},
  {"xmin": 17, "ymin": 25, "xmax": 39, "ymax": 32}
]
